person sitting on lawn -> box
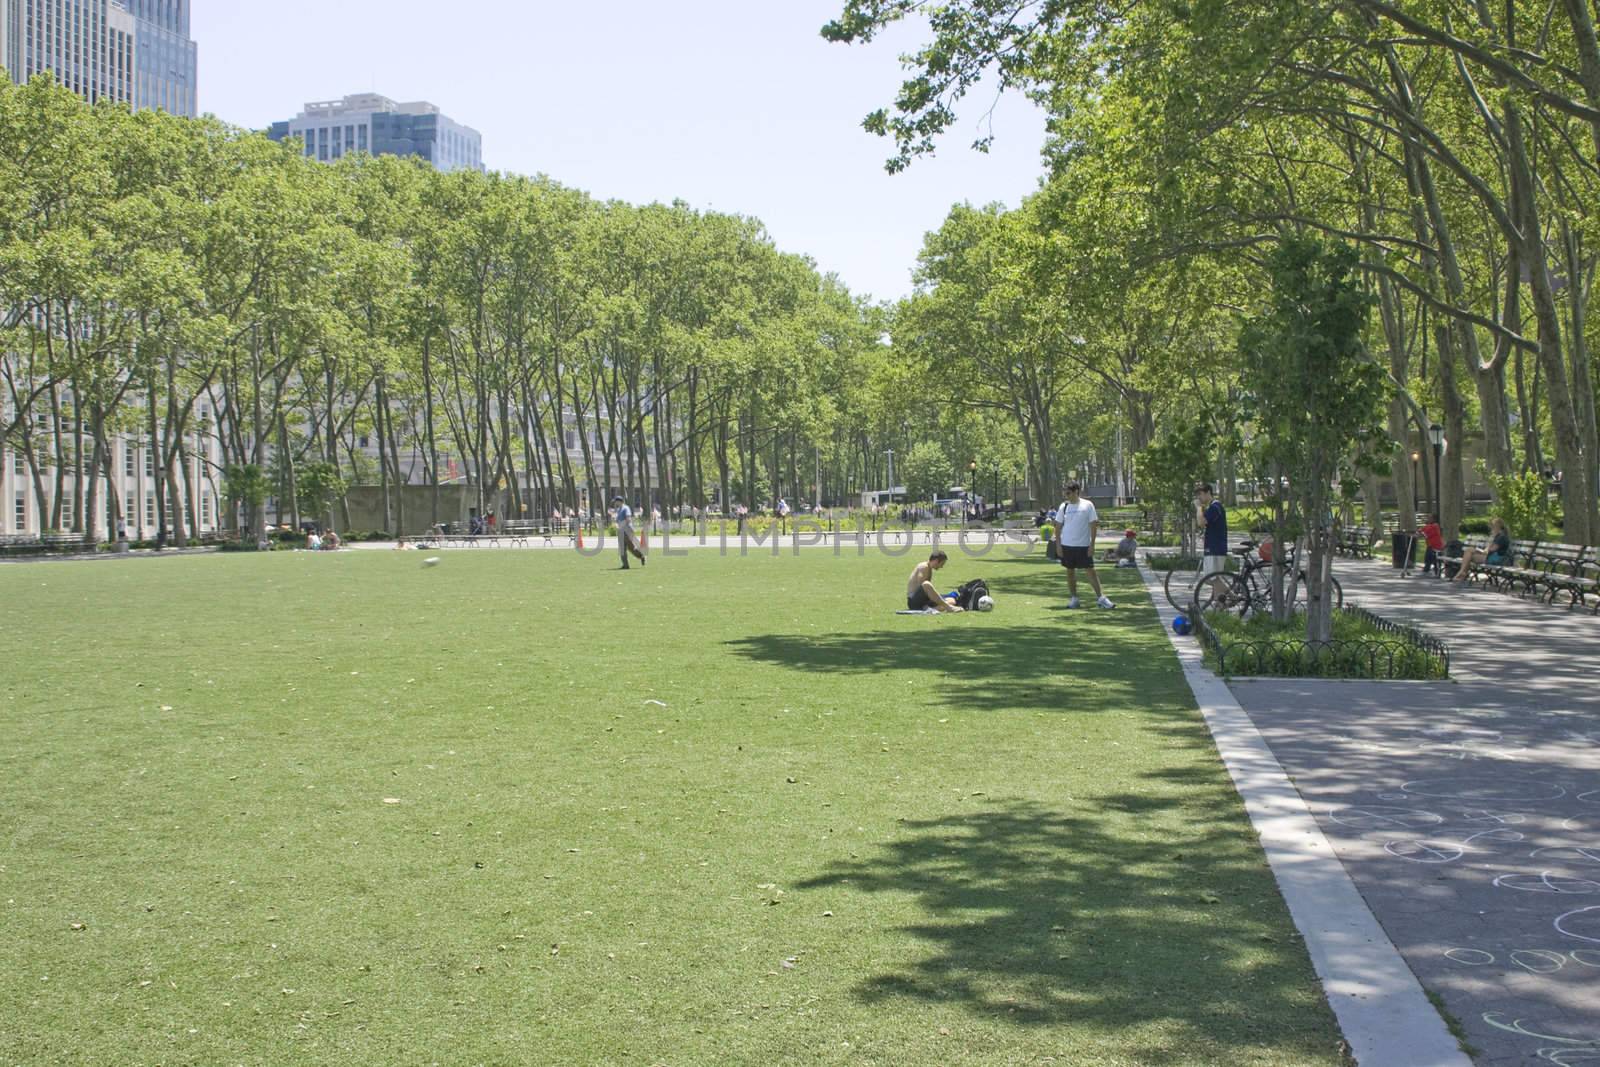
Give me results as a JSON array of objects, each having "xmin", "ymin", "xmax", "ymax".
[
  {"xmin": 1452, "ymin": 516, "xmax": 1509, "ymax": 583},
  {"xmin": 323, "ymin": 529, "xmax": 342, "ymax": 550},
  {"xmin": 907, "ymin": 549, "xmax": 963, "ymax": 612},
  {"xmin": 1105, "ymin": 528, "xmax": 1139, "ymax": 567}
]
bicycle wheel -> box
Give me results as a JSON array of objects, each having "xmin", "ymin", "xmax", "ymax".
[
  {"xmin": 1163, "ymin": 557, "xmax": 1206, "ymax": 613},
  {"xmin": 1192, "ymin": 572, "xmax": 1247, "ymax": 617},
  {"xmin": 1289, "ymin": 574, "xmax": 1345, "ymax": 611}
]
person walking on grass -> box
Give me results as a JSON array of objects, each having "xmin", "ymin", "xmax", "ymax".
[
  {"xmin": 1054, "ymin": 482, "xmax": 1113, "ymax": 608},
  {"xmin": 613, "ymin": 495, "xmax": 646, "ymax": 569},
  {"xmin": 1197, "ymin": 483, "xmax": 1229, "ymax": 575}
]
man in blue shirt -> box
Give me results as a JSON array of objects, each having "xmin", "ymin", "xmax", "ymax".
[
  {"xmin": 613, "ymin": 496, "xmax": 646, "ymax": 569},
  {"xmin": 1196, "ymin": 483, "xmax": 1228, "ymax": 574}
]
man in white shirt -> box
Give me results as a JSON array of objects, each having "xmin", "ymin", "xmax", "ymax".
[{"xmin": 1053, "ymin": 482, "xmax": 1114, "ymax": 608}]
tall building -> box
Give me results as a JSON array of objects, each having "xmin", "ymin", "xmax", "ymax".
[
  {"xmin": 269, "ymin": 93, "xmax": 485, "ymax": 173},
  {"xmin": 0, "ymin": 0, "xmax": 196, "ymax": 116},
  {"xmin": 120, "ymin": 0, "xmax": 197, "ymax": 117}
]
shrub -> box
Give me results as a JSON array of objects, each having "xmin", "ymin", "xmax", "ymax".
[
  {"xmin": 1199, "ymin": 608, "xmax": 1446, "ymax": 680},
  {"xmin": 1485, "ymin": 470, "xmax": 1554, "ymax": 539}
]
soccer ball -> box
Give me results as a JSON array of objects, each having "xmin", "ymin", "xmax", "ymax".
[
  {"xmin": 422, "ymin": 556, "xmax": 442, "ymax": 567},
  {"xmin": 976, "ymin": 595, "xmax": 994, "ymax": 612},
  {"xmin": 1172, "ymin": 615, "xmax": 1192, "ymax": 636}
]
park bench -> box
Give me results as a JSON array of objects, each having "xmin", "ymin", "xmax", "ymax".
[
  {"xmin": 1443, "ymin": 536, "xmax": 1488, "ymax": 582},
  {"xmin": 1526, "ymin": 544, "xmax": 1599, "ymax": 608},
  {"xmin": 1476, "ymin": 539, "xmax": 1543, "ymax": 594},
  {"xmin": 0, "ymin": 532, "xmax": 86, "ymax": 556},
  {"xmin": 1336, "ymin": 526, "xmax": 1375, "ymax": 558}
]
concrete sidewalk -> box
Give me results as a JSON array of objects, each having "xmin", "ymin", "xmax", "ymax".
[{"xmin": 1230, "ymin": 559, "xmax": 1600, "ymax": 1065}]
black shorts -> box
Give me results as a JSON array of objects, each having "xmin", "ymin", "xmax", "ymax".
[
  {"xmin": 1059, "ymin": 545, "xmax": 1094, "ymax": 569},
  {"xmin": 907, "ymin": 587, "xmax": 936, "ymax": 610}
]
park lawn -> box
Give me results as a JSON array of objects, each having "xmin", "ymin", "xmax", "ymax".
[{"xmin": 0, "ymin": 544, "xmax": 1345, "ymax": 1066}]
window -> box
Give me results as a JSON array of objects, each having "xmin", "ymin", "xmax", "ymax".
[
  {"xmin": 13, "ymin": 493, "xmax": 25, "ymax": 532},
  {"xmin": 60, "ymin": 496, "xmax": 73, "ymax": 527},
  {"xmin": 124, "ymin": 444, "xmax": 136, "ymax": 476},
  {"xmin": 11, "ymin": 451, "xmax": 23, "ymax": 475},
  {"xmin": 124, "ymin": 497, "xmax": 135, "ymax": 528},
  {"xmin": 200, "ymin": 492, "xmax": 211, "ymax": 525},
  {"xmin": 145, "ymin": 492, "xmax": 155, "ymax": 527},
  {"xmin": 358, "ymin": 124, "xmax": 367, "ymax": 151},
  {"xmin": 145, "ymin": 446, "xmax": 154, "ymax": 477}
]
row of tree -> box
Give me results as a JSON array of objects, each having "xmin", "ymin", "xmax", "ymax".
[
  {"xmin": 830, "ymin": 0, "xmax": 1600, "ymax": 536},
  {"xmin": 828, "ymin": 0, "xmax": 1600, "ymax": 637},
  {"xmin": 2, "ymin": 74, "xmax": 979, "ymax": 544}
]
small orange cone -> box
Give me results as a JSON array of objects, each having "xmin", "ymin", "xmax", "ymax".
[{"xmin": 576, "ymin": 526, "xmax": 584, "ymax": 550}]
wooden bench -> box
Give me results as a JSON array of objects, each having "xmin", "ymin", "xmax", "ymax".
[
  {"xmin": 1335, "ymin": 526, "xmax": 1375, "ymax": 558},
  {"xmin": 1527, "ymin": 544, "xmax": 1599, "ymax": 608},
  {"xmin": 1476, "ymin": 539, "xmax": 1542, "ymax": 594}
]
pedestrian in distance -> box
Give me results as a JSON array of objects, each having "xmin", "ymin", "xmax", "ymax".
[
  {"xmin": 613, "ymin": 495, "xmax": 646, "ymax": 569},
  {"xmin": 1054, "ymin": 483, "xmax": 1114, "ymax": 608},
  {"xmin": 1196, "ymin": 483, "xmax": 1228, "ymax": 576}
]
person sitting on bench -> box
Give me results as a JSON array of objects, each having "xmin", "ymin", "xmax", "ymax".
[
  {"xmin": 907, "ymin": 550, "xmax": 963, "ymax": 612},
  {"xmin": 1452, "ymin": 516, "xmax": 1509, "ymax": 583},
  {"xmin": 1419, "ymin": 514, "xmax": 1444, "ymax": 576}
]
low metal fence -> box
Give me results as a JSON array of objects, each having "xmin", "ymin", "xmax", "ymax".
[{"xmin": 1193, "ymin": 604, "xmax": 1449, "ymax": 680}]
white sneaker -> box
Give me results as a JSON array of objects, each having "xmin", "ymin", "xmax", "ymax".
[
  {"xmin": 1097, "ymin": 595, "xmax": 1115, "ymax": 609},
  {"xmin": 1067, "ymin": 596, "xmax": 1081, "ymax": 609}
]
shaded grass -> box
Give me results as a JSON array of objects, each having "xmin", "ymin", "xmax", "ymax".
[{"xmin": 1, "ymin": 548, "xmax": 1344, "ymax": 1065}]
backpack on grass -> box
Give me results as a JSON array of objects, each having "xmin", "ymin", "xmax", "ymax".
[{"xmin": 954, "ymin": 578, "xmax": 991, "ymax": 611}]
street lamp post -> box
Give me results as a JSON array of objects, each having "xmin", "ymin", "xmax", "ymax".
[
  {"xmin": 1427, "ymin": 423, "xmax": 1445, "ymax": 522},
  {"xmin": 884, "ymin": 449, "xmax": 895, "ymax": 501},
  {"xmin": 968, "ymin": 460, "xmax": 977, "ymax": 519},
  {"xmin": 1410, "ymin": 451, "xmax": 1420, "ymax": 517}
]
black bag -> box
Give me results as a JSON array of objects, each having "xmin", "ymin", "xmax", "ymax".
[
  {"xmin": 1443, "ymin": 540, "xmax": 1465, "ymax": 579},
  {"xmin": 1046, "ymin": 538, "xmax": 1059, "ymax": 560},
  {"xmin": 954, "ymin": 578, "xmax": 991, "ymax": 610}
]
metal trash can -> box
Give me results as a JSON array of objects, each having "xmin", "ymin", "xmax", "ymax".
[{"xmin": 1391, "ymin": 531, "xmax": 1414, "ymax": 569}]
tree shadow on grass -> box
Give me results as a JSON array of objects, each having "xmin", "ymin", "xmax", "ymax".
[
  {"xmin": 797, "ymin": 797, "xmax": 1340, "ymax": 1062},
  {"xmin": 980, "ymin": 552, "xmax": 1149, "ymax": 604},
  {"xmin": 724, "ymin": 597, "xmax": 1181, "ymax": 716}
]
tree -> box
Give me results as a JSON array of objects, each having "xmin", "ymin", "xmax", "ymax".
[
  {"xmin": 296, "ymin": 461, "xmax": 347, "ymax": 531},
  {"xmin": 1239, "ymin": 237, "xmax": 1387, "ymax": 642},
  {"xmin": 222, "ymin": 463, "xmax": 269, "ymax": 543},
  {"xmin": 900, "ymin": 440, "xmax": 954, "ymax": 503}
]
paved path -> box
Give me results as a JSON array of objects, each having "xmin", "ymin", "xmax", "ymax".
[{"xmin": 1230, "ymin": 560, "xmax": 1600, "ymax": 1065}]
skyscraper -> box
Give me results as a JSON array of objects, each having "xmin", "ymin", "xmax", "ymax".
[
  {"xmin": 0, "ymin": 0, "xmax": 197, "ymax": 117},
  {"xmin": 269, "ymin": 93, "xmax": 485, "ymax": 173},
  {"xmin": 119, "ymin": 0, "xmax": 198, "ymax": 117}
]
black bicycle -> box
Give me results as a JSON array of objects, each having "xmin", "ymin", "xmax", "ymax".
[{"xmin": 1189, "ymin": 539, "xmax": 1343, "ymax": 618}]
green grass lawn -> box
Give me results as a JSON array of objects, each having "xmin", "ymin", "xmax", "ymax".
[{"xmin": 1, "ymin": 545, "xmax": 1345, "ymax": 1066}]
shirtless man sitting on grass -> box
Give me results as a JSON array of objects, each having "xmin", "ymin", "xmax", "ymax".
[{"xmin": 907, "ymin": 550, "xmax": 963, "ymax": 612}]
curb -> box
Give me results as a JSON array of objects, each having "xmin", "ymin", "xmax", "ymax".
[{"xmin": 1140, "ymin": 566, "xmax": 1469, "ymax": 1067}]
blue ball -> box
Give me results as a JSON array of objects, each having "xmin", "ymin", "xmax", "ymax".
[{"xmin": 1172, "ymin": 616, "xmax": 1192, "ymax": 636}]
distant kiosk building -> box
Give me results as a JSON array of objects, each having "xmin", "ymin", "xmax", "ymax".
[{"xmin": 268, "ymin": 93, "xmax": 484, "ymax": 172}]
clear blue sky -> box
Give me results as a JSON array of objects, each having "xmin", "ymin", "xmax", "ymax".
[{"xmin": 192, "ymin": 0, "xmax": 1047, "ymax": 304}]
